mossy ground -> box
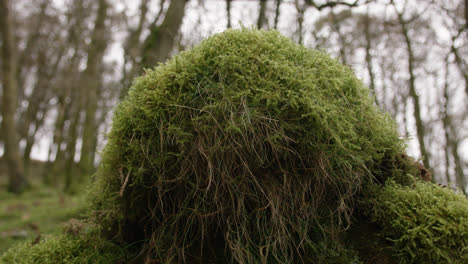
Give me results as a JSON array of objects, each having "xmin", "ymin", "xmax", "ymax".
[
  {"xmin": 0, "ymin": 182, "xmax": 131, "ymax": 264},
  {"xmin": 0, "ymin": 184, "xmax": 87, "ymax": 255},
  {"xmin": 0, "ymin": 228, "xmax": 129, "ymax": 264}
]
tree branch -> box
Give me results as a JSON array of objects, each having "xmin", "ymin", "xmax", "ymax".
[{"xmin": 306, "ymin": 0, "xmax": 373, "ymax": 10}]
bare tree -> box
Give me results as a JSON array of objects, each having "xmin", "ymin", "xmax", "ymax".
[
  {"xmin": 64, "ymin": 99, "xmax": 81, "ymax": 191},
  {"xmin": 0, "ymin": 0, "xmax": 27, "ymax": 193},
  {"xmin": 121, "ymin": 0, "xmax": 152, "ymax": 96},
  {"xmin": 274, "ymin": 0, "xmax": 282, "ymax": 29},
  {"xmin": 450, "ymin": 33, "xmax": 468, "ymax": 97},
  {"xmin": 257, "ymin": 0, "xmax": 268, "ymax": 29},
  {"xmin": 22, "ymin": 37, "xmax": 65, "ymax": 175},
  {"xmin": 305, "ymin": 0, "xmax": 371, "ymax": 10},
  {"xmin": 141, "ymin": 0, "xmax": 187, "ymax": 69},
  {"xmin": 294, "ymin": 0, "xmax": 307, "ymax": 44},
  {"xmin": 313, "ymin": 10, "xmax": 356, "ymax": 65},
  {"xmin": 441, "ymin": 57, "xmax": 466, "ymax": 193},
  {"xmin": 363, "ymin": 9, "xmax": 379, "ymax": 106},
  {"xmin": 392, "ymin": 1, "xmax": 432, "ymax": 174},
  {"xmin": 441, "ymin": 57, "xmax": 453, "ymax": 185},
  {"xmin": 16, "ymin": 0, "xmax": 50, "ymax": 103},
  {"xmin": 45, "ymin": 0, "xmax": 90, "ymax": 185},
  {"xmin": 465, "ymin": 0, "xmax": 468, "ymax": 29},
  {"xmin": 79, "ymin": 0, "xmax": 110, "ymax": 177},
  {"xmin": 226, "ymin": 0, "xmax": 232, "ymax": 28},
  {"xmin": 121, "ymin": 0, "xmax": 186, "ymax": 97}
]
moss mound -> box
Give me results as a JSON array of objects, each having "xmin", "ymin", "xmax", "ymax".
[
  {"xmin": 0, "ymin": 229, "xmax": 128, "ymax": 264},
  {"xmin": 363, "ymin": 180, "xmax": 468, "ymax": 263},
  {"xmin": 91, "ymin": 28, "xmax": 413, "ymax": 262}
]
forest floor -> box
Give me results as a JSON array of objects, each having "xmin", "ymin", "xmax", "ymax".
[{"xmin": 0, "ymin": 184, "xmax": 87, "ymax": 254}]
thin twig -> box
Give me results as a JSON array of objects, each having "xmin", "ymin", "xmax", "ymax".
[{"xmin": 119, "ymin": 167, "xmax": 131, "ymax": 197}]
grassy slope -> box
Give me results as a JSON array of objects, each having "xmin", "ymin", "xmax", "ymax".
[{"xmin": 0, "ymin": 185, "xmax": 87, "ymax": 254}]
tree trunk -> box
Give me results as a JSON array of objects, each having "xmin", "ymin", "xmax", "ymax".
[
  {"xmin": 47, "ymin": 92, "xmax": 69, "ymax": 185},
  {"xmin": 363, "ymin": 12, "xmax": 379, "ymax": 107},
  {"xmin": 274, "ymin": 0, "xmax": 282, "ymax": 30},
  {"xmin": 226, "ymin": 0, "xmax": 232, "ymax": 28},
  {"xmin": 379, "ymin": 57, "xmax": 389, "ymax": 112},
  {"xmin": 22, "ymin": 109, "xmax": 47, "ymax": 174},
  {"xmin": 22, "ymin": 46, "xmax": 63, "ymax": 173},
  {"xmin": 441, "ymin": 56, "xmax": 467, "ymax": 192},
  {"xmin": 64, "ymin": 105, "xmax": 81, "ymax": 192},
  {"xmin": 451, "ymin": 45, "xmax": 468, "ymax": 97},
  {"xmin": 451, "ymin": 140, "xmax": 466, "ymax": 194},
  {"xmin": 294, "ymin": 0, "xmax": 306, "ymax": 45},
  {"xmin": 441, "ymin": 58, "xmax": 452, "ymax": 185},
  {"xmin": 61, "ymin": 47, "xmax": 84, "ymax": 192},
  {"xmin": 16, "ymin": 0, "xmax": 49, "ymax": 103},
  {"xmin": 396, "ymin": 10, "xmax": 431, "ymax": 174},
  {"xmin": 79, "ymin": 0, "xmax": 109, "ymax": 177},
  {"xmin": 46, "ymin": 32, "xmax": 81, "ymax": 184},
  {"xmin": 465, "ymin": 0, "xmax": 468, "ymax": 30},
  {"xmin": 401, "ymin": 96, "xmax": 409, "ymax": 139},
  {"xmin": 257, "ymin": 0, "xmax": 267, "ymax": 29},
  {"xmin": 0, "ymin": 0, "xmax": 28, "ymax": 193},
  {"xmin": 48, "ymin": 125, "xmax": 64, "ymax": 184},
  {"xmin": 121, "ymin": 0, "xmax": 184, "ymax": 98},
  {"xmin": 141, "ymin": 0, "xmax": 187, "ymax": 69},
  {"xmin": 330, "ymin": 11, "xmax": 348, "ymax": 65},
  {"xmin": 389, "ymin": 64, "xmax": 400, "ymax": 121},
  {"xmin": 443, "ymin": 139, "xmax": 451, "ymax": 185},
  {"xmin": 120, "ymin": 0, "xmax": 150, "ymax": 98}
]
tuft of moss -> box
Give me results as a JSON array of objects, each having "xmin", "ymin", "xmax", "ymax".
[
  {"xmin": 90, "ymin": 28, "xmax": 413, "ymax": 262},
  {"xmin": 0, "ymin": 229, "xmax": 129, "ymax": 264},
  {"xmin": 363, "ymin": 179, "xmax": 468, "ymax": 263}
]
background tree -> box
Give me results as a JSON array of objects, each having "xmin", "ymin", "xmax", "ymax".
[
  {"xmin": 392, "ymin": 0, "xmax": 432, "ymax": 174},
  {"xmin": 0, "ymin": 0, "xmax": 466, "ymax": 194},
  {"xmin": 120, "ymin": 0, "xmax": 187, "ymax": 97},
  {"xmin": 78, "ymin": 0, "xmax": 110, "ymax": 179},
  {"xmin": 0, "ymin": 0, "xmax": 27, "ymax": 193}
]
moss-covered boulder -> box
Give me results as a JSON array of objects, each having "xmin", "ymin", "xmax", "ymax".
[{"xmin": 90, "ymin": 28, "xmax": 423, "ymax": 263}]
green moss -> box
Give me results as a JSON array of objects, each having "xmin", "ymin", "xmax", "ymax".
[
  {"xmin": 0, "ymin": 229, "xmax": 129, "ymax": 264},
  {"xmin": 91, "ymin": 28, "xmax": 410, "ymax": 262},
  {"xmin": 364, "ymin": 180, "xmax": 468, "ymax": 263}
]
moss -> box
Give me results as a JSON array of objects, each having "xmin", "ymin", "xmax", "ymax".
[
  {"xmin": 0, "ymin": 228, "xmax": 129, "ymax": 264},
  {"xmin": 91, "ymin": 28, "xmax": 411, "ymax": 262},
  {"xmin": 363, "ymin": 179, "xmax": 468, "ymax": 263}
]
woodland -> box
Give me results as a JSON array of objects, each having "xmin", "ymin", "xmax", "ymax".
[{"xmin": 0, "ymin": 0, "xmax": 467, "ymax": 263}]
